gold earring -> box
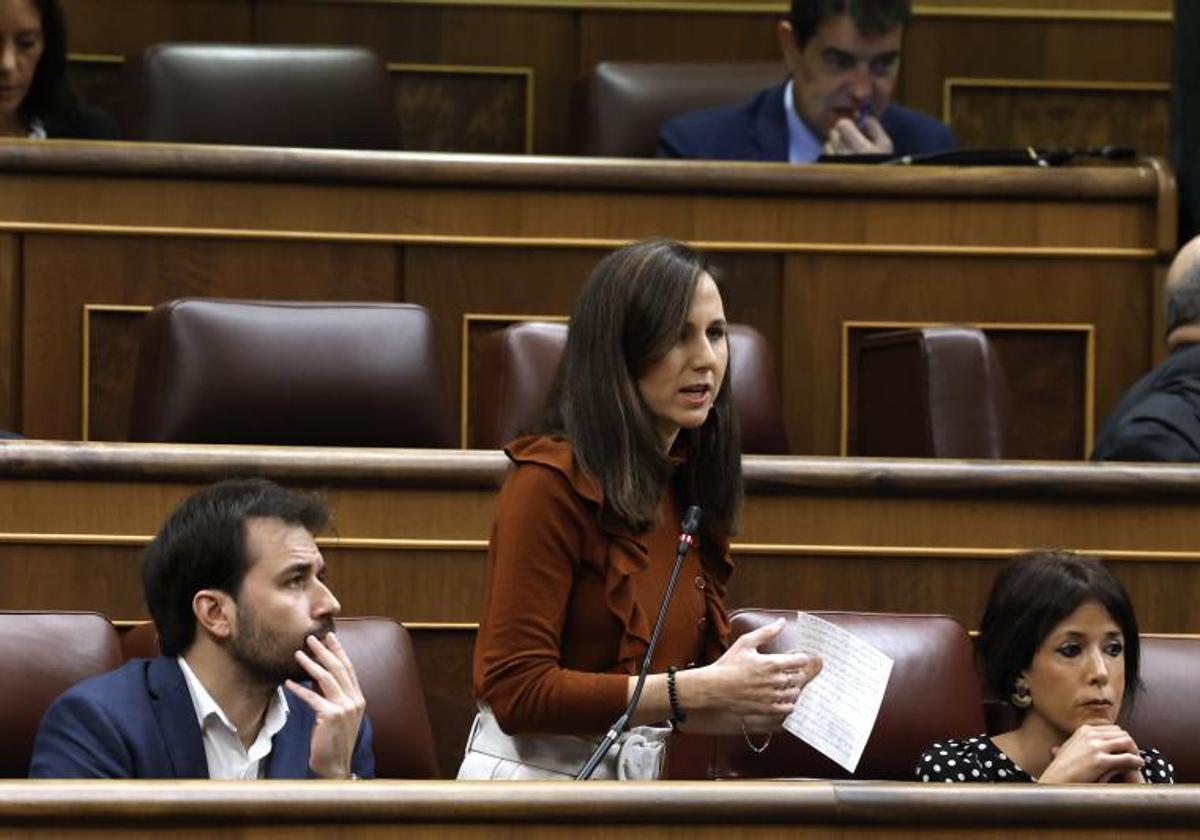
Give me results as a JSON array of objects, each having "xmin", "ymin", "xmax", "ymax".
[{"xmin": 1010, "ymin": 680, "xmax": 1032, "ymax": 709}]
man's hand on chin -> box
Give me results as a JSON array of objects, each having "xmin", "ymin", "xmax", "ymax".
[
  {"xmin": 823, "ymin": 115, "xmax": 895, "ymax": 156},
  {"xmin": 285, "ymin": 631, "xmax": 367, "ymax": 779}
]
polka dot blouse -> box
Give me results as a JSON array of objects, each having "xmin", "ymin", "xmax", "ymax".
[{"xmin": 914, "ymin": 735, "xmax": 1175, "ymax": 783}]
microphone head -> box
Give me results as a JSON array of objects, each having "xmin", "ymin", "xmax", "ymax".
[{"xmin": 681, "ymin": 505, "xmax": 702, "ymax": 536}]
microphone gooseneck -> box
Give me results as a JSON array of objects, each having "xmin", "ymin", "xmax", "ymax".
[{"xmin": 575, "ymin": 505, "xmax": 702, "ymax": 780}]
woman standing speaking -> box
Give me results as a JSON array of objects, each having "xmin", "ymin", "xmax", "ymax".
[{"xmin": 459, "ymin": 238, "xmax": 820, "ymax": 780}]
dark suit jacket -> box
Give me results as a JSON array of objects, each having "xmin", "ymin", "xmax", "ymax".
[
  {"xmin": 657, "ymin": 81, "xmax": 957, "ymax": 162},
  {"xmin": 29, "ymin": 657, "xmax": 375, "ymax": 778},
  {"xmin": 1091, "ymin": 343, "xmax": 1200, "ymax": 462}
]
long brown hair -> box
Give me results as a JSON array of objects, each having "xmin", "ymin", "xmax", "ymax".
[{"xmin": 535, "ymin": 238, "xmax": 743, "ymax": 546}]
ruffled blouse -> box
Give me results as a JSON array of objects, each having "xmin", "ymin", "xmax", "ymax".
[{"xmin": 473, "ymin": 435, "xmax": 733, "ymax": 736}]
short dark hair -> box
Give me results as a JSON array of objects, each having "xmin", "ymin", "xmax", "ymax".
[
  {"xmin": 141, "ymin": 478, "xmax": 330, "ymax": 656},
  {"xmin": 535, "ymin": 238, "xmax": 743, "ymax": 545},
  {"xmin": 19, "ymin": 0, "xmax": 85, "ymax": 134},
  {"xmin": 789, "ymin": 0, "xmax": 911, "ymax": 47},
  {"xmin": 1165, "ymin": 260, "xmax": 1200, "ymax": 336},
  {"xmin": 977, "ymin": 551, "xmax": 1142, "ymax": 717}
]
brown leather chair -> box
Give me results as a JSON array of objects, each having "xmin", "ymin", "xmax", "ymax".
[
  {"xmin": 849, "ymin": 326, "xmax": 1010, "ymax": 458},
  {"xmin": 470, "ymin": 320, "xmax": 789, "ymax": 453},
  {"xmin": 1119, "ymin": 635, "xmax": 1200, "ymax": 783},
  {"xmin": 0, "ymin": 612, "xmax": 123, "ymax": 777},
  {"xmin": 130, "ymin": 299, "xmax": 455, "ymax": 447},
  {"xmin": 121, "ymin": 616, "xmax": 438, "ymax": 778},
  {"xmin": 124, "ymin": 43, "xmax": 401, "ymax": 149},
  {"xmin": 572, "ymin": 62, "xmax": 785, "ymax": 157},
  {"xmin": 711, "ymin": 609, "xmax": 985, "ymax": 780}
]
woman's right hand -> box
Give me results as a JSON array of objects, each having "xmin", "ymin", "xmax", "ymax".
[
  {"xmin": 1037, "ymin": 724, "xmax": 1145, "ymax": 784},
  {"xmin": 678, "ymin": 618, "xmax": 821, "ymax": 719}
]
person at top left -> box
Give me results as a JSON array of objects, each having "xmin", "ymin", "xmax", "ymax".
[{"xmin": 0, "ymin": 0, "xmax": 116, "ymax": 139}]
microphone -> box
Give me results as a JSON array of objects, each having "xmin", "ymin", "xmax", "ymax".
[{"xmin": 575, "ymin": 505, "xmax": 702, "ymax": 780}]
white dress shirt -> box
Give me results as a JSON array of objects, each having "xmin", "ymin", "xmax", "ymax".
[
  {"xmin": 783, "ymin": 80, "xmax": 824, "ymax": 164},
  {"xmin": 177, "ymin": 657, "xmax": 290, "ymax": 780}
]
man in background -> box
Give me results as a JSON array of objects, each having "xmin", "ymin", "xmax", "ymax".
[
  {"xmin": 1092, "ymin": 235, "xmax": 1200, "ymax": 462},
  {"xmin": 658, "ymin": 0, "xmax": 956, "ymax": 162}
]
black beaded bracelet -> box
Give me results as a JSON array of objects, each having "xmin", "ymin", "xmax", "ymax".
[{"xmin": 667, "ymin": 666, "xmax": 687, "ymax": 725}]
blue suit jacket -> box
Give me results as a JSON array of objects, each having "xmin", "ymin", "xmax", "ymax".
[
  {"xmin": 29, "ymin": 657, "xmax": 375, "ymax": 779},
  {"xmin": 657, "ymin": 81, "xmax": 957, "ymax": 162}
]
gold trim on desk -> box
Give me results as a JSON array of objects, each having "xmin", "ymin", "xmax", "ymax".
[
  {"xmin": 838, "ymin": 320, "xmax": 1096, "ymax": 457},
  {"xmin": 0, "ymin": 533, "xmax": 489, "ymax": 551},
  {"xmin": 386, "ymin": 62, "xmax": 536, "ymax": 155},
  {"xmin": 80, "ymin": 304, "xmax": 153, "ymax": 442},
  {"xmin": 6, "ymin": 531, "xmax": 1200, "ymax": 563},
  {"xmin": 458, "ymin": 312, "xmax": 569, "ymax": 448},
  {"xmin": 253, "ymin": 0, "xmax": 1171, "ymax": 22},
  {"xmin": 67, "ymin": 53, "xmax": 125, "ymax": 66},
  {"xmin": 942, "ymin": 76, "xmax": 1172, "ymax": 125},
  {"xmin": 7, "ymin": 223, "xmax": 1159, "ymax": 259}
]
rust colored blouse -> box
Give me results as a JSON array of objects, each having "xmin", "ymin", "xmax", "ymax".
[{"xmin": 473, "ymin": 435, "xmax": 733, "ymax": 736}]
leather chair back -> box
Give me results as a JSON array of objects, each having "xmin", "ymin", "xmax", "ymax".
[
  {"xmin": 471, "ymin": 320, "xmax": 789, "ymax": 453},
  {"xmin": 125, "ymin": 43, "xmax": 401, "ymax": 150},
  {"xmin": 1122, "ymin": 635, "xmax": 1200, "ymax": 783},
  {"xmin": 712, "ymin": 609, "xmax": 985, "ymax": 780},
  {"xmin": 0, "ymin": 612, "xmax": 123, "ymax": 777},
  {"xmin": 849, "ymin": 326, "xmax": 1009, "ymax": 458},
  {"xmin": 130, "ymin": 298, "xmax": 455, "ymax": 447},
  {"xmin": 120, "ymin": 617, "xmax": 439, "ymax": 778},
  {"xmin": 573, "ymin": 62, "xmax": 785, "ymax": 157}
]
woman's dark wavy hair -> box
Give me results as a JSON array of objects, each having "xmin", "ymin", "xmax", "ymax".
[
  {"xmin": 18, "ymin": 0, "xmax": 82, "ymax": 133},
  {"xmin": 533, "ymin": 238, "xmax": 743, "ymax": 547},
  {"xmin": 977, "ymin": 550, "xmax": 1142, "ymax": 719}
]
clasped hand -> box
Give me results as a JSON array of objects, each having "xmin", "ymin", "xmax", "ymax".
[
  {"xmin": 1038, "ymin": 724, "xmax": 1145, "ymax": 784},
  {"xmin": 284, "ymin": 632, "xmax": 367, "ymax": 779}
]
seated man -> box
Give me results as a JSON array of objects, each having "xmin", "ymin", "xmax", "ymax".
[
  {"xmin": 658, "ymin": 0, "xmax": 956, "ymax": 162},
  {"xmin": 30, "ymin": 478, "xmax": 373, "ymax": 778},
  {"xmin": 1092, "ymin": 235, "xmax": 1200, "ymax": 462}
]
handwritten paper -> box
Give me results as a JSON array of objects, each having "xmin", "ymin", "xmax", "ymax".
[{"xmin": 781, "ymin": 612, "xmax": 893, "ymax": 773}]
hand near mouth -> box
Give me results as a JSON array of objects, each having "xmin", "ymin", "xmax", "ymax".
[{"xmin": 823, "ymin": 113, "xmax": 894, "ymax": 157}]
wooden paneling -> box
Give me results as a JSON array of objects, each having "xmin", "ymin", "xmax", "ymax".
[
  {"xmin": 255, "ymin": 1, "xmax": 576, "ymax": 155},
  {"xmin": 0, "ymin": 236, "xmax": 16, "ymax": 431},
  {"xmin": 783, "ymin": 254, "xmax": 1151, "ymax": 456},
  {"xmin": 391, "ymin": 65, "xmax": 531, "ymax": 155},
  {"xmin": 83, "ymin": 306, "xmax": 148, "ymax": 442},
  {"xmin": 576, "ymin": 11, "xmax": 777, "ymax": 69},
  {"xmin": 0, "ymin": 145, "xmax": 1172, "ymax": 450},
  {"xmin": 947, "ymin": 82, "xmax": 1171, "ymax": 157},
  {"xmin": 60, "ymin": 0, "xmax": 253, "ymax": 54}
]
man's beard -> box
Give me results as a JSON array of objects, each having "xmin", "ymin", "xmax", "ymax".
[{"xmin": 230, "ymin": 603, "xmax": 336, "ymax": 687}]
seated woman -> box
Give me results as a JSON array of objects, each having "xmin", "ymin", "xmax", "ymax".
[
  {"xmin": 0, "ymin": 0, "xmax": 116, "ymax": 139},
  {"xmin": 916, "ymin": 550, "xmax": 1173, "ymax": 784},
  {"xmin": 458, "ymin": 238, "xmax": 821, "ymax": 780}
]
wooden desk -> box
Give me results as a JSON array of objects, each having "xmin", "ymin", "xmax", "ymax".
[
  {"xmin": 5, "ymin": 440, "xmax": 1200, "ymax": 773},
  {"xmin": 0, "ymin": 780, "xmax": 1197, "ymax": 838},
  {"xmin": 0, "ymin": 142, "xmax": 1175, "ymax": 458}
]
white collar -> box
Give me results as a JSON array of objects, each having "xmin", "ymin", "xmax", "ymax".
[
  {"xmin": 783, "ymin": 80, "xmax": 824, "ymax": 164},
  {"xmin": 27, "ymin": 119, "xmax": 46, "ymax": 139},
  {"xmin": 177, "ymin": 656, "xmax": 290, "ymax": 740}
]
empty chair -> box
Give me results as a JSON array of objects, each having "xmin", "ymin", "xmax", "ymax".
[
  {"xmin": 849, "ymin": 326, "xmax": 1010, "ymax": 458},
  {"xmin": 120, "ymin": 617, "xmax": 439, "ymax": 779},
  {"xmin": 124, "ymin": 43, "xmax": 400, "ymax": 150},
  {"xmin": 711, "ymin": 610, "xmax": 984, "ymax": 781},
  {"xmin": 0, "ymin": 612, "xmax": 123, "ymax": 777},
  {"xmin": 572, "ymin": 62, "xmax": 785, "ymax": 158},
  {"xmin": 130, "ymin": 299, "xmax": 455, "ymax": 447},
  {"xmin": 470, "ymin": 320, "xmax": 789, "ymax": 453}
]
